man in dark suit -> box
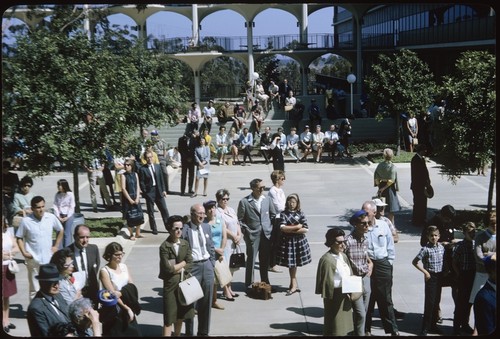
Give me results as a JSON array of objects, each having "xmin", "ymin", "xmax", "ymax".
[
  {"xmin": 237, "ymin": 178, "xmax": 277, "ymax": 289},
  {"xmin": 259, "ymin": 126, "xmax": 272, "ymax": 164},
  {"xmin": 139, "ymin": 150, "xmax": 170, "ymax": 235},
  {"xmin": 178, "ymin": 131, "xmax": 196, "ymax": 196},
  {"xmin": 27, "ymin": 263, "xmax": 70, "ymax": 336},
  {"xmin": 279, "ymin": 79, "xmax": 293, "ymax": 109},
  {"xmin": 410, "ymin": 143, "xmax": 431, "ymax": 227},
  {"xmin": 66, "ymin": 224, "xmax": 100, "ymax": 308},
  {"xmin": 181, "ymin": 204, "xmax": 216, "ymax": 336}
]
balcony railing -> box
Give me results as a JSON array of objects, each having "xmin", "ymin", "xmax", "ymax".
[{"xmin": 150, "ymin": 16, "xmax": 493, "ymax": 54}]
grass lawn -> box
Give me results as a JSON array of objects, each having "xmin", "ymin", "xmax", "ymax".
[{"xmin": 85, "ymin": 217, "xmax": 124, "ymax": 238}]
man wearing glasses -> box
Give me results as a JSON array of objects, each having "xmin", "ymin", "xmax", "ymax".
[
  {"xmin": 16, "ymin": 196, "xmax": 64, "ymax": 301},
  {"xmin": 181, "ymin": 204, "xmax": 215, "ymax": 336},
  {"xmin": 237, "ymin": 178, "xmax": 277, "ymax": 290},
  {"xmin": 362, "ymin": 200, "xmax": 400, "ymax": 336},
  {"xmin": 344, "ymin": 210, "xmax": 374, "ymax": 336}
]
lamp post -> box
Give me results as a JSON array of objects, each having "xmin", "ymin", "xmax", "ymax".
[{"xmin": 346, "ymin": 74, "xmax": 356, "ymax": 118}]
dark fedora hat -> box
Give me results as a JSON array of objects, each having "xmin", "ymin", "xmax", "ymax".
[{"xmin": 35, "ymin": 263, "xmax": 64, "ymax": 282}]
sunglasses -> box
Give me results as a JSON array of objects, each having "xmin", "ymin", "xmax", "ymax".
[
  {"xmin": 221, "ymin": 197, "xmax": 230, "ymax": 201},
  {"xmin": 334, "ymin": 240, "xmax": 347, "ymax": 245},
  {"xmin": 171, "ymin": 227, "xmax": 182, "ymax": 231}
]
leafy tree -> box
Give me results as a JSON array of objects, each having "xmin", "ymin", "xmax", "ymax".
[
  {"xmin": 365, "ymin": 49, "xmax": 436, "ymax": 154},
  {"xmin": 437, "ymin": 51, "xmax": 496, "ymax": 212},
  {"xmin": 2, "ymin": 6, "xmax": 187, "ymax": 211}
]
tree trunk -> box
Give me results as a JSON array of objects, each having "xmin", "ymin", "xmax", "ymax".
[
  {"xmin": 487, "ymin": 154, "xmax": 496, "ymax": 213},
  {"xmin": 73, "ymin": 166, "xmax": 81, "ymax": 214}
]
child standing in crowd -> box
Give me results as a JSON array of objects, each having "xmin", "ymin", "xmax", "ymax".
[{"xmin": 412, "ymin": 225, "xmax": 445, "ymax": 336}]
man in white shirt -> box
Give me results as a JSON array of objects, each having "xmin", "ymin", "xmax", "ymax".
[
  {"xmin": 268, "ymin": 80, "xmax": 280, "ymax": 108},
  {"xmin": 16, "ymin": 196, "xmax": 64, "ymax": 301},
  {"xmin": 324, "ymin": 124, "xmax": 340, "ymax": 163},
  {"xmin": 312, "ymin": 125, "xmax": 325, "ymax": 163},
  {"xmin": 202, "ymin": 100, "xmax": 215, "ymax": 134},
  {"xmin": 286, "ymin": 127, "xmax": 301, "ymax": 162},
  {"xmin": 166, "ymin": 147, "xmax": 182, "ymax": 169}
]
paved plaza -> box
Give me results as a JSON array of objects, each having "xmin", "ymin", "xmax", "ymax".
[{"xmin": 6, "ymin": 155, "xmax": 494, "ymax": 337}]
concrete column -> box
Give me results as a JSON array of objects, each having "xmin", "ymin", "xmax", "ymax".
[
  {"xmin": 247, "ymin": 21, "xmax": 254, "ymax": 83},
  {"xmin": 83, "ymin": 4, "xmax": 91, "ymax": 40},
  {"xmin": 300, "ymin": 4, "xmax": 308, "ymax": 44},
  {"xmin": 301, "ymin": 67, "xmax": 308, "ymax": 96},
  {"xmin": 194, "ymin": 70, "xmax": 201, "ymax": 105},
  {"xmin": 192, "ymin": 4, "xmax": 199, "ymax": 46}
]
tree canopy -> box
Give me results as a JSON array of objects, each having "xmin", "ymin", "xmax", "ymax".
[
  {"xmin": 436, "ymin": 50, "xmax": 496, "ymax": 211},
  {"xmin": 2, "ymin": 6, "xmax": 188, "ymax": 177}
]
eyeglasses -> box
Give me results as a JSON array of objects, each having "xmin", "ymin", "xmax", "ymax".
[
  {"xmin": 125, "ymin": 163, "xmax": 132, "ymax": 166},
  {"xmin": 221, "ymin": 197, "xmax": 230, "ymax": 201},
  {"xmin": 113, "ymin": 252, "xmax": 125, "ymax": 257},
  {"xmin": 254, "ymin": 186, "xmax": 265, "ymax": 191},
  {"xmin": 63, "ymin": 260, "xmax": 74, "ymax": 268}
]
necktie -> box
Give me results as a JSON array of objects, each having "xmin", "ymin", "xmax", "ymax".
[
  {"xmin": 150, "ymin": 165, "xmax": 156, "ymax": 186},
  {"xmin": 197, "ymin": 226, "xmax": 206, "ymax": 257},
  {"xmin": 80, "ymin": 249, "xmax": 86, "ymax": 271}
]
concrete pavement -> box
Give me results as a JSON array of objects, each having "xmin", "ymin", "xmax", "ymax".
[{"xmin": 6, "ymin": 155, "xmax": 494, "ymax": 337}]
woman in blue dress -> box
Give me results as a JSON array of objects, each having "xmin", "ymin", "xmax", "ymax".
[
  {"xmin": 276, "ymin": 193, "xmax": 312, "ymax": 296},
  {"xmin": 203, "ymin": 200, "xmax": 228, "ymax": 309}
]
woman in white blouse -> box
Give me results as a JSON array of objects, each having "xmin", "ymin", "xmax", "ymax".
[
  {"xmin": 315, "ymin": 227, "xmax": 355, "ymax": 336},
  {"xmin": 53, "ymin": 179, "xmax": 76, "ymax": 248}
]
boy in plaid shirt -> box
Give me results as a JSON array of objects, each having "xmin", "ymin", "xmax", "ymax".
[{"xmin": 412, "ymin": 225, "xmax": 445, "ymax": 336}]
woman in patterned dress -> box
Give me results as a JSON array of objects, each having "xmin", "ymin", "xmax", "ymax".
[{"xmin": 276, "ymin": 193, "xmax": 312, "ymax": 295}]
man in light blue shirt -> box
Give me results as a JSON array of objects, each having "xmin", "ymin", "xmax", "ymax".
[
  {"xmin": 362, "ymin": 200, "xmax": 399, "ymax": 336},
  {"xmin": 16, "ymin": 195, "xmax": 64, "ymax": 301}
]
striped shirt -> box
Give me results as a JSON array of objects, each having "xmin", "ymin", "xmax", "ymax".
[{"xmin": 415, "ymin": 242, "xmax": 445, "ymax": 273}]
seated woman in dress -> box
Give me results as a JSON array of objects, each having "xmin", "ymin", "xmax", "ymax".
[
  {"xmin": 226, "ymin": 127, "xmax": 241, "ymax": 165},
  {"xmin": 99, "ymin": 242, "xmax": 141, "ymax": 336},
  {"xmin": 232, "ymin": 104, "xmax": 246, "ymax": 132},
  {"xmin": 53, "ymin": 179, "xmax": 76, "ymax": 248}
]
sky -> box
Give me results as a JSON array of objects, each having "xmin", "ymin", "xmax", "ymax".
[{"xmin": 3, "ymin": 4, "xmax": 335, "ymax": 41}]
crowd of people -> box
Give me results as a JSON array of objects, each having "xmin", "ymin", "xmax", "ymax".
[{"xmin": 2, "ymin": 171, "xmax": 496, "ymax": 336}]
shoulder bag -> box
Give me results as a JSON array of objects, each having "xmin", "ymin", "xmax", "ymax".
[
  {"xmin": 214, "ymin": 258, "xmax": 233, "ymax": 288},
  {"xmin": 178, "ymin": 269, "xmax": 204, "ymax": 306},
  {"xmin": 126, "ymin": 204, "xmax": 144, "ymax": 226},
  {"xmin": 229, "ymin": 245, "xmax": 246, "ymax": 269},
  {"xmin": 8, "ymin": 259, "xmax": 20, "ymax": 274}
]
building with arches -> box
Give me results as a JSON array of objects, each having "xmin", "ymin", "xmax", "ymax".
[{"xmin": 3, "ymin": 3, "xmax": 495, "ymax": 109}]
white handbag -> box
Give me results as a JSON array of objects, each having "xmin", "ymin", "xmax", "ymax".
[
  {"xmin": 178, "ymin": 269, "xmax": 204, "ymax": 306},
  {"xmin": 8, "ymin": 260, "xmax": 20, "ymax": 274},
  {"xmin": 214, "ymin": 258, "xmax": 232, "ymax": 288}
]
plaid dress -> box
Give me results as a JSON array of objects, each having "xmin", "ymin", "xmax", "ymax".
[{"xmin": 276, "ymin": 210, "xmax": 312, "ymax": 267}]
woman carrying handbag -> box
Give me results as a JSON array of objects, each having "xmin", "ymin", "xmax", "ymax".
[{"xmin": 121, "ymin": 159, "xmax": 143, "ymax": 240}]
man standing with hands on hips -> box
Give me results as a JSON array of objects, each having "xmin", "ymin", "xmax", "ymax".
[
  {"xmin": 139, "ymin": 150, "xmax": 170, "ymax": 235},
  {"xmin": 238, "ymin": 178, "xmax": 277, "ymax": 290}
]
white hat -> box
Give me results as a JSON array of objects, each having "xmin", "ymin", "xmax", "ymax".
[{"xmin": 373, "ymin": 198, "xmax": 387, "ymax": 207}]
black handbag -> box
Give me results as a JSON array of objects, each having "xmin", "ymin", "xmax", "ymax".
[
  {"xmin": 126, "ymin": 204, "xmax": 144, "ymax": 226},
  {"xmin": 229, "ymin": 245, "xmax": 246, "ymax": 269}
]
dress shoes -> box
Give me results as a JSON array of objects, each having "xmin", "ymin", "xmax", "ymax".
[
  {"xmin": 152, "ymin": 231, "xmax": 158, "ymax": 235},
  {"xmin": 394, "ymin": 309, "xmax": 406, "ymax": 319},
  {"xmin": 391, "ymin": 331, "xmax": 400, "ymax": 336}
]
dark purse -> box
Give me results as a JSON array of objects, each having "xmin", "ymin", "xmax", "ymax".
[
  {"xmin": 126, "ymin": 204, "xmax": 144, "ymax": 226},
  {"xmin": 229, "ymin": 245, "xmax": 246, "ymax": 269}
]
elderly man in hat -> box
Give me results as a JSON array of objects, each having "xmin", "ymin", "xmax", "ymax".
[{"xmin": 27, "ymin": 263, "xmax": 71, "ymax": 336}]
